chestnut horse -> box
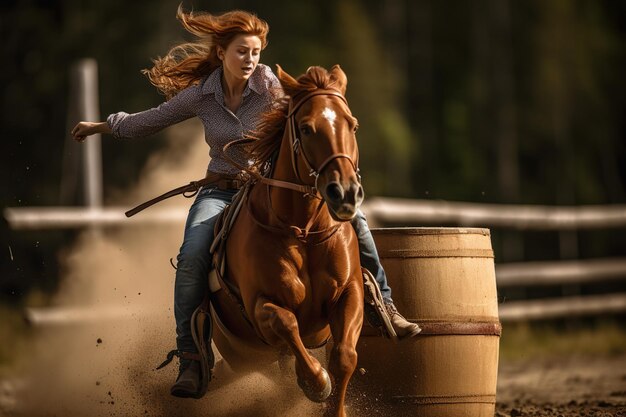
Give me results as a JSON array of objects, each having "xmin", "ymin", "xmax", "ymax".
[{"xmin": 210, "ymin": 65, "xmax": 364, "ymax": 417}]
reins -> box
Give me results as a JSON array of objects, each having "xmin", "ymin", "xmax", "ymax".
[{"xmin": 222, "ymin": 138, "xmax": 318, "ymax": 197}]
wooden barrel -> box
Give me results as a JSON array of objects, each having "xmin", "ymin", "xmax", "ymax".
[{"xmin": 352, "ymin": 227, "xmax": 501, "ymax": 417}]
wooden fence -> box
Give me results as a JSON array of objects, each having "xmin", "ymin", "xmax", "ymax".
[
  {"xmin": 9, "ymin": 59, "xmax": 623, "ymax": 324},
  {"xmin": 6, "ymin": 198, "xmax": 626, "ymax": 324}
]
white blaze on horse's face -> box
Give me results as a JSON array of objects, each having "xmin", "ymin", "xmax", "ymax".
[{"xmin": 322, "ymin": 107, "xmax": 337, "ymax": 135}]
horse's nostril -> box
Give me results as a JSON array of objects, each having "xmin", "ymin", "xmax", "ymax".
[{"xmin": 325, "ymin": 182, "xmax": 344, "ymax": 202}]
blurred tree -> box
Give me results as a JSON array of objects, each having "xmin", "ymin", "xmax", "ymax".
[
  {"xmin": 0, "ymin": 0, "xmax": 181, "ymax": 302},
  {"xmin": 519, "ymin": 0, "xmax": 622, "ymax": 259},
  {"xmin": 469, "ymin": 0, "xmax": 524, "ymax": 260},
  {"xmin": 334, "ymin": 0, "xmax": 415, "ymax": 197}
]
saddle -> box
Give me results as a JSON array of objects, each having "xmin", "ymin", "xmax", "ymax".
[{"xmin": 209, "ymin": 182, "xmax": 251, "ymax": 308}]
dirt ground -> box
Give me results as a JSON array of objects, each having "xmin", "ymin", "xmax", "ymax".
[
  {"xmin": 1, "ymin": 352, "xmax": 625, "ymax": 416},
  {"xmin": 495, "ymin": 354, "xmax": 626, "ymax": 417}
]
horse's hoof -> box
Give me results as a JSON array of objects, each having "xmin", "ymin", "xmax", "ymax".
[{"xmin": 298, "ymin": 367, "xmax": 332, "ymax": 403}]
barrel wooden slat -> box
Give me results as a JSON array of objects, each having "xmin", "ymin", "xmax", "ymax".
[{"xmin": 353, "ymin": 227, "xmax": 501, "ymax": 417}]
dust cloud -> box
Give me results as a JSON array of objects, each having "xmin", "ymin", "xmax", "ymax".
[{"xmin": 15, "ymin": 120, "xmax": 322, "ymax": 417}]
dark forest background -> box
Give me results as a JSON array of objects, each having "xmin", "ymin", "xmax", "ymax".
[{"xmin": 1, "ymin": 0, "xmax": 625, "ymax": 305}]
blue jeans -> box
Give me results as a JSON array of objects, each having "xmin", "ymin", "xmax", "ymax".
[
  {"xmin": 352, "ymin": 210, "xmax": 392, "ymax": 302},
  {"xmin": 174, "ymin": 188, "xmax": 391, "ymax": 353},
  {"xmin": 174, "ymin": 187, "xmax": 237, "ymax": 353}
]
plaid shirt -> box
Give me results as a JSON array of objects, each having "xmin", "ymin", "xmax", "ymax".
[{"xmin": 107, "ymin": 63, "xmax": 281, "ymax": 175}]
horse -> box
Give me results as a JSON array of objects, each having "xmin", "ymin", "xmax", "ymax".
[{"xmin": 209, "ymin": 64, "xmax": 365, "ymax": 417}]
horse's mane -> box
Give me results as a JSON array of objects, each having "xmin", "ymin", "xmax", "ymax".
[{"xmin": 247, "ymin": 66, "xmax": 342, "ymax": 170}]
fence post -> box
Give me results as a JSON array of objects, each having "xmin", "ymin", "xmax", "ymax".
[{"xmin": 72, "ymin": 59, "xmax": 103, "ymax": 209}]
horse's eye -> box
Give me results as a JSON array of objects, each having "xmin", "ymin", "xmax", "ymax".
[
  {"xmin": 351, "ymin": 118, "xmax": 359, "ymax": 133},
  {"xmin": 300, "ymin": 125, "xmax": 313, "ymax": 136}
]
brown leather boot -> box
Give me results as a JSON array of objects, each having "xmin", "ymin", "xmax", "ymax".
[
  {"xmin": 171, "ymin": 360, "xmax": 202, "ymax": 398},
  {"xmin": 385, "ymin": 301, "xmax": 422, "ymax": 340}
]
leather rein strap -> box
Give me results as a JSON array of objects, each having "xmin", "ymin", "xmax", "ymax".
[
  {"xmin": 125, "ymin": 171, "xmax": 242, "ymax": 218},
  {"xmin": 222, "ymin": 138, "xmax": 316, "ymax": 196}
]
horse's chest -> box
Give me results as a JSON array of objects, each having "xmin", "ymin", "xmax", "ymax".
[
  {"xmin": 279, "ymin": 246, "xmax": 348, "ymax": 302},
  {"xmin": 238, "ymin": 230, "xmax": 354, "ymax": 309}
]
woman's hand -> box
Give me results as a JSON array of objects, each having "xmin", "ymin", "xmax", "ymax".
[{"xmin": 71, "ymin": 121, "xmax": 111, "ymax": 142}]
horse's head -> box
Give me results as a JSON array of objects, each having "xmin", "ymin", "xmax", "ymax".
[{"xmin": 276, "ymin": 65, "xmax": 364, "ymax": 221}]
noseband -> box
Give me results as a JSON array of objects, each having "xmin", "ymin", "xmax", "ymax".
[{"xmin": 286, "ymin": 89, "xmax": 360, "ymax": 195}]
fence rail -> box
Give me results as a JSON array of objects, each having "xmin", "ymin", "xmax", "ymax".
[
  {"xmin": 498, "ymin": 293, "xmax": 626, "ymax": 321},
  {"xmin": 3, "ymin": 206, "xmax": 186, "ymax": 229},
  {"xmin": 365, "ymin": 197, "xmax": 626, "ymax": 230},
  {"xmin": 496, "ymin": 258, "xmax": 626, "ymax": 287},
  {"xmin": 5, "ymin": 198, "xmax": 626, "ymax": 230},
  {"xmin": 24, "ymin": 292, "xmax": 626, "ymax": 326},
  {"xmin": 6, "ymin": 199, "xmax": 626, "ymax": 323}
]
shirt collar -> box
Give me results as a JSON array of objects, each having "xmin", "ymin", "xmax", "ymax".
[{"xmin": 202, "ymin": 65, "xmax": 263, "ymax": 98}]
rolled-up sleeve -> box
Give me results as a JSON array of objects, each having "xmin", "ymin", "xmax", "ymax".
[{"xmin": 106, "ymin": 86, "xmax": 199, "ymax": 139}]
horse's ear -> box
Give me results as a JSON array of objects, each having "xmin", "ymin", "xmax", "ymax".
[
  {"xmin": 275, "ymin": 64, "xmax": 300, "ymax": 97},
  {"xmin": 329, "ymin": 65, "xmax": 347, "ymax": 95}
]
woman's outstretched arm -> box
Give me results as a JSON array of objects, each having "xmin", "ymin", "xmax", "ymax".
[{"xmin": 71, "ymin": 83, "xmax": 200, "ymax": 142}]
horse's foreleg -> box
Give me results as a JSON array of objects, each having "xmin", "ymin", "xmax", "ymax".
[
  {"xmin": 254, "ymin": 298, "xmax": 332, "ymax": 402},
  {"xmin": 325, "ymin": 281, "xmax": 363, "ymax": 417}
]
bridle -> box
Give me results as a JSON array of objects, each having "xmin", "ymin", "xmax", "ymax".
[
  {"xmin": 286, "ymin": 88, "xmax": 360, "ymax": 195},
  {"xmin": 223, "ymin": 87, "xmax": 361, "ymax": 242},
  {"xmin": 223, "ymin": 88, "xmax": 360, "ymax": 198}
]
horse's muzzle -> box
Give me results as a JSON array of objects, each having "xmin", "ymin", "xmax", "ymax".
[{"xmin": 323, "ymin": 179, "xmax": 364, "ymax": 221}]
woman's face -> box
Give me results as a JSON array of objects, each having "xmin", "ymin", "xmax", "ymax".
[{"xmin": 219, "ymin": 34, "xmax": 262, "ymax": 82}]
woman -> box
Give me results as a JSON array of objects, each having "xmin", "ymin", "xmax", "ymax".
[{"xmin": 71, "ymin": 6, "xmax": 420, "ymax": 399}]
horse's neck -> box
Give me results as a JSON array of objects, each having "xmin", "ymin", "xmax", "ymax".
[{"xmin": 262, "ymin": 137, "xmax": 333, "ymax": 229}]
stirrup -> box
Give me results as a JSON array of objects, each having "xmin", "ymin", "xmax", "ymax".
[
  {"xmin": 155, "ymin": 301, "xmax": 215, "ymax": 399},
  {"xmin": 362, "ymin": 268, "xmax": 398, "ymax": 343},
  {"xmin": 191, "ymin": 300, "xmax": 215, "ymax": 396}
]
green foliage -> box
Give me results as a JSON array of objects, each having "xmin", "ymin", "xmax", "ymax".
[{"xmin": 333, "ymin": 0, "xmax": 415, "ymax": 197}]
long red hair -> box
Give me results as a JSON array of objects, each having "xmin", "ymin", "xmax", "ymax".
[{"xmin": 143, "ymin": 5, "xmax": 269, "ymax": 99}]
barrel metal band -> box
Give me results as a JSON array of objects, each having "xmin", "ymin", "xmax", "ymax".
[
  {"xmin": 378, "ymin": 248, "xmax": 494, "ymax": 259},
  {"xmin": 391, "ymin": 393, "xmax": 496, "ymax": 405},
  {"xmin": 361, "ymin": 320, "xmax": 501, "ymax": 337},
  {"xmin": 418, "ymin": 321, "xmax": 502, "ymax": 336}
]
